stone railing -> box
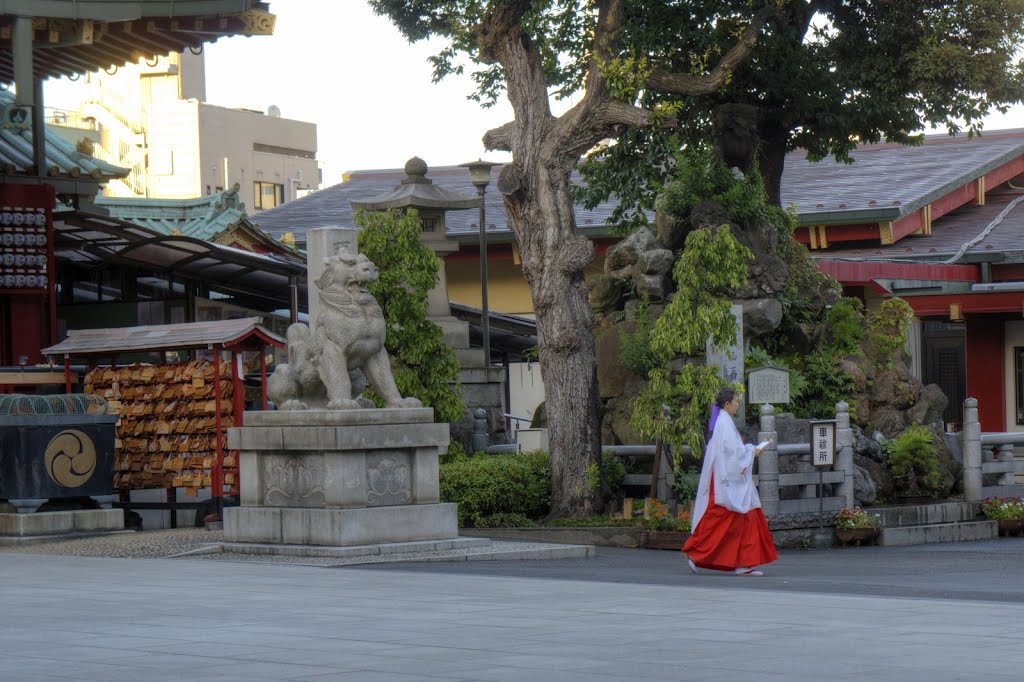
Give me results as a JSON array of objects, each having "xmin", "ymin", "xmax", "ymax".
[
  {"xmin": 755, "ymin": 402, "xmax": 855, "ymax": 517},
  {"xmin": 597, "ymin": 402, "xmax": 857, "ymax": 518},
  {"xmin": 961, "ymin": 397, "xmax": 1024, "ymax": 502}
]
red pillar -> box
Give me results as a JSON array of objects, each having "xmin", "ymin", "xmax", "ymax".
[
  {"xmin": 259, "ymin": 348, "xmax": 268, "ymax": 410},
  {"xmin": 965, "ymin": 318, "xmax": 1006, "ymax": 432},
  {"xmin": 212, "ymin": 349, "xmax": 223, "ymax": 500}
]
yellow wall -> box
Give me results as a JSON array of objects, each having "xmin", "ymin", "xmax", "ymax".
[{"xmin": 445, "ymin": 248, "xmax": 607, "ymax": 317}]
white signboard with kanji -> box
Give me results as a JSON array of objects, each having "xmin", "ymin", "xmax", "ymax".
[{"xmin": 809, "ymin": 420, "xmax": 836, "ymax": 468}]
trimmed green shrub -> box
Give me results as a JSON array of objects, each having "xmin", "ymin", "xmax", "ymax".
[
  {"xmin": 473, "ymin": 513, "xmax": 539, "ymax": 528},
  {"xmin": 440, "ymin": 450, "xmax": 551, "ymax": 527},
  {"xmin": 601, "ymin": 454, "xmax": 627, "ymax": 494},
  {"xmin": 884, "ymin": 425, "xmax": 944, "ymax": 498}
]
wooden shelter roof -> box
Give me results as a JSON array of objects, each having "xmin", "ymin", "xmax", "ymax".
[{"xmin": 41, "ymin": 317, "xmax": 283, "ymax": 357}]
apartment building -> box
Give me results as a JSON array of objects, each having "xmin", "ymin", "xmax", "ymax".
[{"xmin": 50, "ymin": 50, "xmax": 318, "ymax": 211}]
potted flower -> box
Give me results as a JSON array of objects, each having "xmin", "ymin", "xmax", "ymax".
[
  {"xmin": 637, "ymin": 499, "xmax": 692, "ymax": 550},
  {"xmin": 980, "ymin": 497, "xmax": 1024, "ymax": 537},
  {"xmin": 833, "ymin": 506, "xmax": 881, "ymax": 546}
]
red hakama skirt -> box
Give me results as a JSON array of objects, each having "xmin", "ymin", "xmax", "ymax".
[{"xmin": 682, "ymin": 475, "xmax": 778, "ymax": 571}]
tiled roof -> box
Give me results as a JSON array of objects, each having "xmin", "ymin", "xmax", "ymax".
[
  {"xmin": 782, "ymin": 131, "xmax": 1024, "ymax": 226},
  {"xmin": 813, "ymin": 189, "xmax": 1024, "ymax": 263},
  {"xmin": 252, "ymin": 163, "xmax": 623, "ymax": 244},
  {"xmin": 252, "ymin": 130, "xmax": 1024, "ymax": 252},
  {"xmin": 0, "ymin": 91, "xmax": 128, "ymax": 182},
  {"xmin": 93, "ymin": 186, "xmax": 248, "ymax": 240}
]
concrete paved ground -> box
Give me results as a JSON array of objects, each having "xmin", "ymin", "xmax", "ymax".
[{"xmin": 2, "ymin": 539, "xmax": 1022, "ymax": 681}]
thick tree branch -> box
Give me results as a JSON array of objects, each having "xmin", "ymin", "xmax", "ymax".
[
  {"xmin": 471, "ymin": 0, "xmax": 531, "ymax": 64},
  {"xmin": 581, "ymin": 0, "xmax": 625, "ymax": 102},
  {"xmin": 483, "ymin": 121, "xmax": 515, "ymax": 152},
  {"xmin": 646, "ymin": 5, "xmax": 775, "ymax": 96}
]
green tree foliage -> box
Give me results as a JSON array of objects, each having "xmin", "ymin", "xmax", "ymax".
[
  {"xmin": 865, "ymin": 297, "xmax": 915, "ymax": 363},
  {"xmin": 631, "ymin": 363, "xmax": 731, "ymax": 458},
  {"xmin": 822, "ymin": 297, "xmax": 865, "ymax": 357},
  {"xmin": 617, "ymin": 300, "xmax": 661, "ymax": 377},
  {"xmin": 576, "ymin": 0, "xmax": 1024, "ymax": 212},
  {"xmin": 748, "ymin": 296, "xmax": 863, "ymax": 419},
  {"xmin": 652, "ymin": 226, "xmax": 753, "ymax": 359},
  {"xmin": 355, "ymin": 208, "xmax": 465, "ymax": 422},
  {"xmin": 651, "ymin": 146, "xmax": 794, "ymax": 239}
]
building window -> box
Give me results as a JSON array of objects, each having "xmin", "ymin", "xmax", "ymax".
[
  {"xmin": 1016, "ymin": 346, "xmax": 1024, "ymax": 426},
  {"xmin": 254, "ymin": 181, "xmax": 285, "ymax": 210}
]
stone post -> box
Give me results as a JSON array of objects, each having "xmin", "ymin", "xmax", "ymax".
[
  {"xmin": 757, "ymin": 403, "xmax": 779, "ymax": 518},
  {"xmin": 962, "ymin": 397, "xmax": 982, "ymax": 503},
  {"xmin": 835, "ymin": 401, "xmax": 855, "ymax": 509},
  {"xmin": 471, "ymin": 408, "xmax": 489, "ymax": 453},
  {"xmin": 997, "ymin": 444, "xmax": 1015, "ymax": 486},
  {"xmin": 306, "ymin": 227, "xmax": 359, "ymax": 327}
]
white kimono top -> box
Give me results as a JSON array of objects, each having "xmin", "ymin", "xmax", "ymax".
[{"xmin": 692, "ymin": 409, "xmax": 761, "ymax": 532}]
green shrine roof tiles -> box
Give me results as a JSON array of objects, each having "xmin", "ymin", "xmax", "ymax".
[{"xmin": 93, "ymin": 186, "xmax": 247, "ymax": 241}]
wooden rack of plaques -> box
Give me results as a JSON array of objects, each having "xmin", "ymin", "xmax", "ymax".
[
  {"xmin": 85, "ymin": 361, "xmax": 237, "ymax": 498},
  {"xmin": 41, "ymin": 318, "xmax": 284, "ymax": 522}
]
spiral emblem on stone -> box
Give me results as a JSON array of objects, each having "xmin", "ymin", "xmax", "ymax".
[{"xmin": 44, "ymin": 430, "xmax": 97, "ymax": 488}]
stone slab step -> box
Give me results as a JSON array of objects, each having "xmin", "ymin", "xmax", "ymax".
[
  {"xmin": 872, "ymin": 502, "xmax": 978, "ymax": 528},
  {"xmin": 176, "ymin": 538, "xmax": 596, "ymax": 565},
  {"xmin": 205, "ymin": 536, "xmax": 492, "ymax": 559},
  {"xmin": 879, "ymin": 520, "xmax": 997, "ymax": 546}
]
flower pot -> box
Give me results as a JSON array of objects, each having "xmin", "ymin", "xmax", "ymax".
[
  {"xmin": 835, "ymin": 527, "xmax": 879, "ymax": 546},
  {"xmin": 997, "ymin": 519, "xmax": 1024, "ymax": 537},
  {"xmin": 641, "ymin": 530, "xmax": 691, "ymax": 550}
]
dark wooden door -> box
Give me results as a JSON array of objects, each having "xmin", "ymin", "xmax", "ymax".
[{"xmin": 922, "ymin": 321, "xmax": 966, "ymax": 429}]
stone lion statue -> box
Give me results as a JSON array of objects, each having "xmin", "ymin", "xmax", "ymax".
[{"xmin": 267, "ymin": 248, "xmax": 423, "ymax": 411}]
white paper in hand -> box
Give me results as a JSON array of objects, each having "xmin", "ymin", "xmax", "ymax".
[{"xmin": 756, "ymin": 440, "xmax": 771, "ymax": 450}]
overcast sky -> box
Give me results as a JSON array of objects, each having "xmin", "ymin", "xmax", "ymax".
[{"xmin": 44, "ymin": 0, "xmax": 1024, "ymax": 188}]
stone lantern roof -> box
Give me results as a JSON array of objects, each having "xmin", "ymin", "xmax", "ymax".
[{"xmin": 350, "ymin": 157, "xmax": 481, "ymax": 212}]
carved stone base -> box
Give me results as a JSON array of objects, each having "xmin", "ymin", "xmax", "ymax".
[
  {"xmin": 224, "ymin": 503, "xmax": 458, "ymax": 546},
  {"xmin": 225, "ymin": 408, "xmax": 457, "ymax": 547}
]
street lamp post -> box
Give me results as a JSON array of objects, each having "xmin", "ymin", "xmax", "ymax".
[{"xmin": 460, "ymin": 159, "xmax": 501, "ymax": 367}]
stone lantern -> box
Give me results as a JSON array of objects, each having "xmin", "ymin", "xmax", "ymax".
[
  {"xmin": 351, "ymin": 160, "xmax": 507, "ymax": 451},
  {"xmin": 351, "ymin": 157, "xmax": 481, "ymax": 357}
]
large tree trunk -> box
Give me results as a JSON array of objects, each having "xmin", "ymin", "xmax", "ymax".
[
  {"xmin": 756, "ymin": 122, "xmax": 789, "ymax": 207},
  {"xmin": 499, "ymin": 157, "xmax": 602, "ymax": 518}
]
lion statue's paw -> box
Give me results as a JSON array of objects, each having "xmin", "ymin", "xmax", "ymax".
[
  {"xmin": 356, "ymin": 396, "xmax": 376, "ymax": 409},
  {"xmin": 392, "ymin": 397, "xmax": 424, "ymax": 409},
  {"xmin": 279, "ymin": 399, "xmax": 309, "ymax": 411},
  {"xmin": 327, "ymin": 398, "xmax": 362, "ymax": 410}
]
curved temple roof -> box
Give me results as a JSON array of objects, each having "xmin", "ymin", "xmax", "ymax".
[{"xmin": 0, "ymin": 1, "xmax": 275, "ymax": 83}]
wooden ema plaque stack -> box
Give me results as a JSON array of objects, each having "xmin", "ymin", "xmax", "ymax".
[{"xmin": 84, "ymin": 361, "xmax": 237, "ymax": 497}]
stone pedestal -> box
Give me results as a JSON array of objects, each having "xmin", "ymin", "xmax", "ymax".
[
  {"xmin": 224, "ymin": 408, "xmax": 457, "ymax": 547},
  {"xmin": 0, "ymin": 508, "xmax": 124, "ymax": 546}
]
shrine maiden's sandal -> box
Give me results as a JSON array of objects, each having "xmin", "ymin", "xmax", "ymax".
[
  {"xmin": 734, "ymin": 568, "xmax": 764, "ymax": 577},
  {"xmin": 687, "ymin": 558, "xmax": 699, "ymax": 575}
]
